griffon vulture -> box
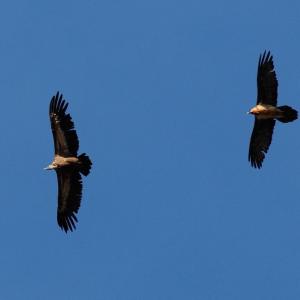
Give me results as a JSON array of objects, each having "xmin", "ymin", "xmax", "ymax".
[
  {"xmin": 45, "ymin": 92, "xmax": 92, "ymax": 232},
  {"xmin": 248, "ymin": 51, "xmax": 297, "ymax": 168}
]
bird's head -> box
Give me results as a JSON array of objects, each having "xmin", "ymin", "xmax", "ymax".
[
  {"xmin": 44, "ymin": 163, "xmax": 57, "ymax": 170},
  {"xmin": 247, "ymin": 107, "xmax": 259, "ymax": 115}
]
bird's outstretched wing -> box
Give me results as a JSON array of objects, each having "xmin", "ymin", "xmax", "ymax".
[
  {"xmin": 56, "ymin": 168, "xmax": 83, "ymax": 233},
  {"xmin": 248, "ymin": 118, "xmax": 276, "ymax": 168},
  {"xmin": 49, "ymin": 92, "xmax": 79, "ymax": 157},
  {"xmin": 257, "ymin": 51, "xmax": 278, "ymax": 105}
]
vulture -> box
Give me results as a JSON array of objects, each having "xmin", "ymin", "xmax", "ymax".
[
  {"xmin": 45, "ymin": 92, "xmax": 92, "ymax": 232},
  {"xmin": 248, "ymin": 51, "xmax": 297, "ymax": 168}
]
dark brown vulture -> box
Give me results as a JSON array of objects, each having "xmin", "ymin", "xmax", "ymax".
[
  {"xmin": 45, "ymin": 92, "xmax": 92, "ymax": 232},
  {"xmin": 248, "ymin": 51, "xmax": 298, "ymax": 168}
]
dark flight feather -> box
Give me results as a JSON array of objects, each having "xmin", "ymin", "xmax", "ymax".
[
  {"xmin": 49, "ymin": 92, "xmax": 79, "ymax": 157},
  {"xmin": 56, "ymin": 168, "xmax": 83, "ymax": 233},
  {"xmin": 257, "ymin": 51, "xmax": 278, "ymax": 105},
  {"xmin": 248, "ymin": 118, "xmax": 276, "ymax": 169}
]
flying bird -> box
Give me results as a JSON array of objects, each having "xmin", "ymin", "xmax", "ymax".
[
  {"xmin": 248, "ymin": 51, "xmax": 297, "ymax": 168},
  {"xmin": 45, "ymin": 92, "xmax": 92, "ymax": 232}
]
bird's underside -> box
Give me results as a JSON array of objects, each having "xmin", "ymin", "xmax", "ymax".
[
  {"xmin": 49, "ymin": 155, "xmax": 81, "ymax": 169},
  {"xmin": 249, "ymin": 104, "xmax": 285, "ymax": 120}
]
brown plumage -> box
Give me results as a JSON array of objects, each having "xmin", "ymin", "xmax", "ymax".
[
  {"xmin": 248, "ymin": 51, "xmax": 297, "ymax": 168},
  {"xmin": 45, "ymin": 92, "xmax": 92, "ymax": 232}
]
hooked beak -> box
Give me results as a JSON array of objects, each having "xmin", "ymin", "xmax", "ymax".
[{"xmin": 44, "ymin": 166, "xmax": 52, "ymax": 170}]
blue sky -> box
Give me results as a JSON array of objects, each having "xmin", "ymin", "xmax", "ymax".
[{"xmin": 1, "ymin": 0, "xmax": 300, "ymax": 299}]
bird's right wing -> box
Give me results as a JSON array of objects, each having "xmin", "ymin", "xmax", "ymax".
[
  {"xmin": 49, "ymin": 92, "xmax": 79, "ymax": 157},
  {"xmin": 248, "ymin": 118, "xmax": 276, "ymax": 168},
  {"xmin": 257, "ymin": 51, "xmax": 278, "ymax": 105},
  {"xmin": 56, "ymin": 168, "xmax": 83, "ymax": 233}
]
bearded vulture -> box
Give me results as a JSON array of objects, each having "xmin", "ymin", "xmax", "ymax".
[{"xmin": 248, "ymin": 51, "xmax": 297, "ymax": 168}]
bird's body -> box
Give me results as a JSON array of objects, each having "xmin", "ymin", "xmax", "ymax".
[
  {"xmin": 248, "ymin": 51, "xmax": 297, "ymax": 169},
  {"xmin": 45, "ymin": 92, "xmax": 92, "ymax": 232},
  {"xmin": 249, "ymin": 104, "xmax": 284, "ymax": 119},
  {"xmin": 47, "ymin": 155, "xmax": 80, "ymax": 169}
]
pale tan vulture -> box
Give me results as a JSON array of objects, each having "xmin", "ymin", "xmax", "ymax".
[{"xmin": 45, "ymin": 92, "xmax": 92, "ymax": 232}]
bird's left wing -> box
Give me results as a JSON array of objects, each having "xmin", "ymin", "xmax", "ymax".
[
  {"xmin": 56, "ymin": 168, "xmax": 83, "ymax": 233},
  {"xmin": 248, "ymin": 118, "xmax": 276, "ymax": 168}
]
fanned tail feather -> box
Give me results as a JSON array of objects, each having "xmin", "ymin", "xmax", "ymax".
[
  {"xmin": 277, "ymin": 105, "xmax": 298, "ymax": 123},
  {"xmin": 78, "ymin": 153, "xmax": 92, "ymax": 176}
]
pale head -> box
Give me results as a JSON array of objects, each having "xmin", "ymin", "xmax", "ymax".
[
  {"xmin": 44, "ymin": 163, "xmax": 58, "ymax": 170},
  {"xmin": 247, "ymin": 106, "xmax": 259, "ymax": 115}
]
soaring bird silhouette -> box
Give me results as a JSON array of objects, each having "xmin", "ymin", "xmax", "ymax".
[
  {"xmin": 45, "ymin": 92, "xmax": 92, "ymax": 232},
  {"xmin": 248, "ymin": 51, "xmax": 297, "ymax": 168}
]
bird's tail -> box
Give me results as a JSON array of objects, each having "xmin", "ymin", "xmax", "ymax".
[
  {"xmin": 78, "ymin": 153, "xmax": 92, "ymax": 176},
  {"xmin": 277, "ymin": 105, "xmax": 298, "ymax": 123}
]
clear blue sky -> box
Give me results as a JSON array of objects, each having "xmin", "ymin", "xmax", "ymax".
[{"xmin": 1, "ymin": 1, "xmax": 300, "ymax": 299}]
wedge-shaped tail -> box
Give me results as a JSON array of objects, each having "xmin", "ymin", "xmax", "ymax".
[
  {"xmin": 277, "ymin": 105, "xmax": 298, "ymax": 123},
  {"xmin": 78, "ymin": 153, "xmax": 92, "ymax": 176}
]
